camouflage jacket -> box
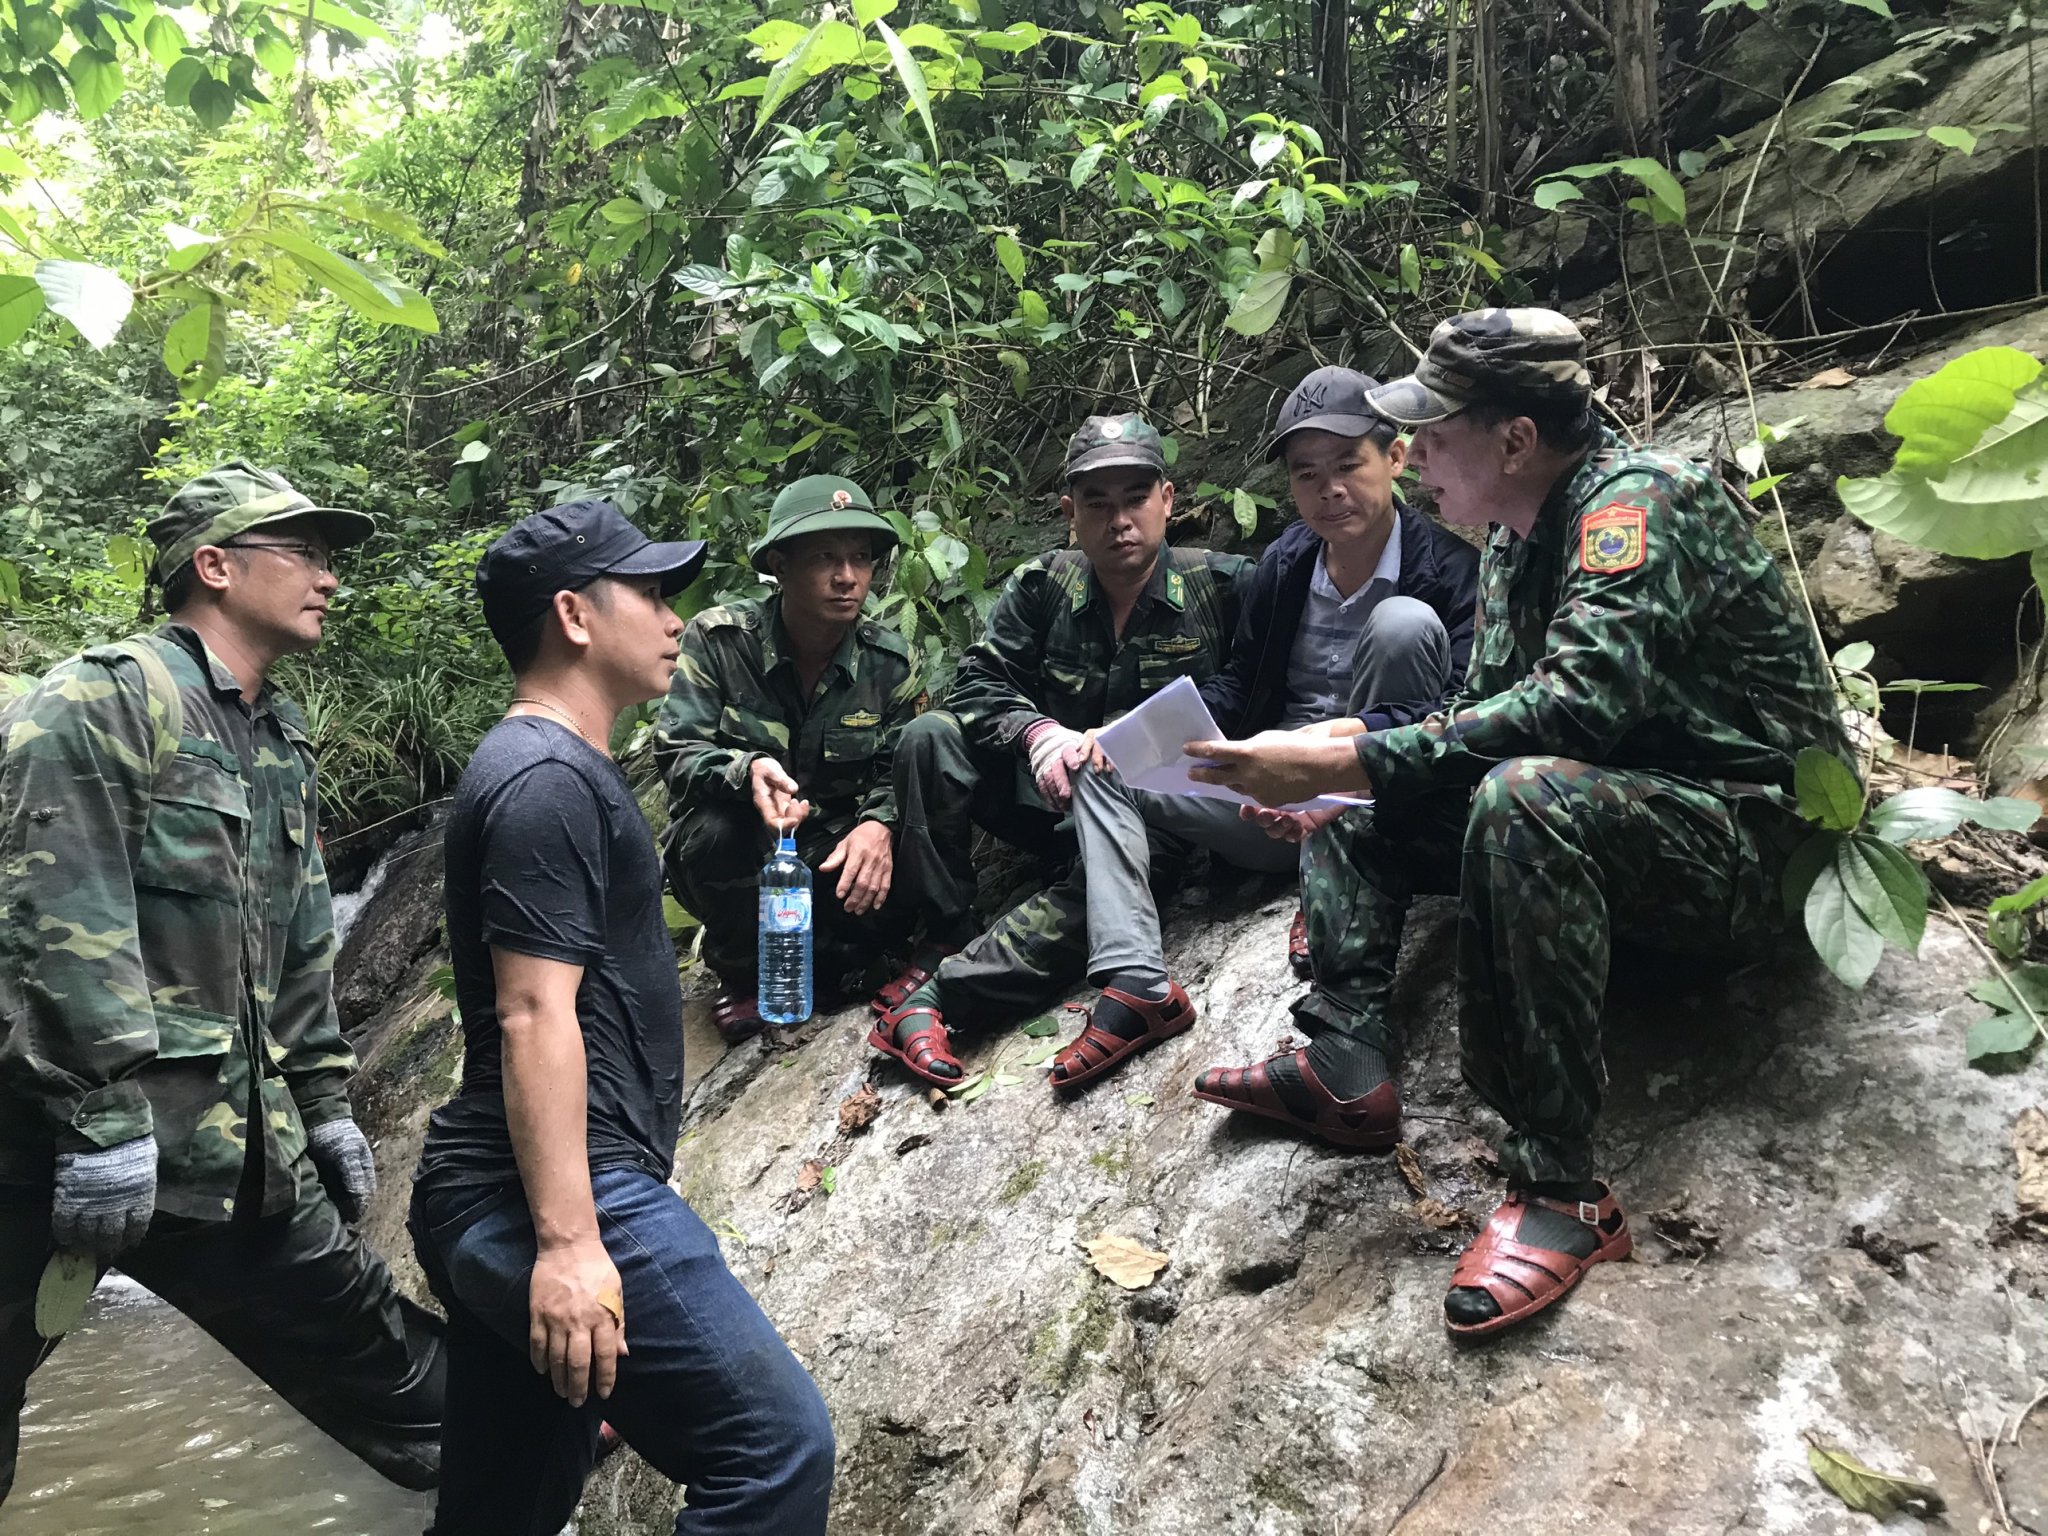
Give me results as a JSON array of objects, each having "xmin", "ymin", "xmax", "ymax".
[
  {"xmin": 945, "ymin": 546, "xmax": 1256, "ymax": 751},
  {"xmin": 1355, "ymin": 430, "xmax": 1851, "ymax": 805},
  {"xmin": 0, "ymin": 624, "xmax": 353, "ymax": 1220},
  {"xmin": 655, "ymin": 594, "xmax": 923, "ymax": 839}
]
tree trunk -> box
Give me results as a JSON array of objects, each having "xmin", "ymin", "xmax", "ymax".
[
  {"xmin": 1474, "ymin": 0, "xmax": 1501, "ymax": 220},
  {"xmin": 1310, "ymin": 0, "xmax": 1351, "ymax": 172},
  {"xmin": 1611, "ymin": 0, "xmax": 1662, "ymax": 155},
  {"xmin": 519, "ymin": 0, "xmax": 589, "ymax": 229}
]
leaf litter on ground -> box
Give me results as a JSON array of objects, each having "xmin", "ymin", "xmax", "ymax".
[
  {"xmin": 1083, "ymin": 1232, "xmax": 1170, "ymax": 1289},
  {"xmin": 837, "ymin": 1083, "xmax": 882, "ymax": 1135},
  {"xmin": 1805, "ymin": 1438, "xmax": 1944, "ymax": 1519}
]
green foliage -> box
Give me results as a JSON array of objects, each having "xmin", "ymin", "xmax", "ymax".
[
  {"xmin": 1966, "ymin": 965, "xmax": 2045, "ymax": 1069},
  {"xmin": 1837, "ymin": 346, "xmax": 2048, "ymax": 560}
]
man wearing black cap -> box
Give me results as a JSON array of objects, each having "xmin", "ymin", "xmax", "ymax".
[
  {"xmin": 411, "ymin": 501, "xmax": 833, "ymax": 1534},
  {"xmin": 0, "ymin": 462, "xmax": 443, "ymax": 1507},
  {"xmin": 877, "ymin": 414, "xmax": 1254, "ymax": 1089},
  {"xmin": 1185, "ymin": 309, "xmax": 1847, "ymax": 1339},
  {"xmin": 1200, "ymin": 364, "xmax": 1480, "ymax": 972}
]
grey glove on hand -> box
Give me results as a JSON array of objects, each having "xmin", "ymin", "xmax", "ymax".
[
  {"xmin": 52, "ymin": 1135, "xmax": 158, "ymax": 1253},
  {"xmin": 308, "ymin": 1118, "xmax": 377, "ymax": 1225}
]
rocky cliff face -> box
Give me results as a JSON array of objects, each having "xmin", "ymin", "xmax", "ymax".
[{"xmin": 337, "ymin": 838, "xmax": 2047, "ymax": 1535}]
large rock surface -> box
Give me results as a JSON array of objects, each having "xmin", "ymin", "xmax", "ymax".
[{"xmin": 498, "ymin": 890, "xmax": 2048, "ymax": 1536}]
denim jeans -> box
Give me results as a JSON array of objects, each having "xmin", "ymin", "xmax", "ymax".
[{"xmin": 409, "ymin": 1165, "xmax": 833, "ymax": 1536}]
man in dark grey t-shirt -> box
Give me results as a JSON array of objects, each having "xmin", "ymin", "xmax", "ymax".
[{"xmin": 410, "ymin": 500, "xmax": 833, "ymax": 1536}]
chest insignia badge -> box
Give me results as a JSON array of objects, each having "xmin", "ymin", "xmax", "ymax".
[
  {"xmin": 839, "ymin": 710, "xmax": 881, "ymax": 728},
  {"xmin": 1154, "ymin": 635, "xmax": 1202, "ymax": 654},
  {"xmin": 1580, "ymin": 504, "xmax": 1647, "ymax": 574}
]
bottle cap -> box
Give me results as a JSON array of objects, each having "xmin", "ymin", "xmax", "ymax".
[{"xmin": 778, "ymin": 831, "xmax": 796, "ymax": 852}]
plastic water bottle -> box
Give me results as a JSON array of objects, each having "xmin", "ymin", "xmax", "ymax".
[{"xmin": 758, "ymin": 832, "xmax": 813, "ymax": 1025}]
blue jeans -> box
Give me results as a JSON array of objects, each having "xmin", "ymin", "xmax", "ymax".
[{"xmin": 409, "ymin": 1166, "xmax": 833, "ymax": 1535}]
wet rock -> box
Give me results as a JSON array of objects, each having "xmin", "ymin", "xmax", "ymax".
[{"xmin": 523, "ymin": 894, "xmax": 2048, "ymax": 1535}]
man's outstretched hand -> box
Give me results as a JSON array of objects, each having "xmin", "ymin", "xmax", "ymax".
[
  {"xmin": 749, "ymin": 756, "xmax": 810, "ymax": 833},
  {"xmin": 820, "ymin": 820, "xmax": 893, "ymax": 915},
  {"xmin": 1185, "ymin": 732, "xmax": 1372, "ymax": 808},
  {"xmin": 1240, "ymin": 803, "xmax": 1347, "ymax": 843}
]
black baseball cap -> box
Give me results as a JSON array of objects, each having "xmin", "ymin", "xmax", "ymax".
[
  {"xmin": 1265, "ymin": 366, "xmax": 1392, "ymax": 461},
  {"xmin": 476, "ymin": 499, "xmax": 707, "ymax": 651}
]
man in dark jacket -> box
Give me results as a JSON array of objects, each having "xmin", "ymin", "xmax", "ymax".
[{"xmin": 1199, "ymin": 366, "xmax": 1480, "ymax": 971}]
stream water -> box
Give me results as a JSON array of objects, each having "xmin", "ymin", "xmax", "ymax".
[{"xmin": 7, "ymin": 1274, "xmax": 435, "ymax": 1535}]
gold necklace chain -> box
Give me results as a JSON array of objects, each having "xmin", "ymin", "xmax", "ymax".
[{"xmin": 508, "ymin": 695, "xmax": 605, "ymax": 754}]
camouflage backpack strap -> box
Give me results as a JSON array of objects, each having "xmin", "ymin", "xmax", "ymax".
[{"xmin": 102, "ymin": 635, "xmax": 185, "ymax": 775}]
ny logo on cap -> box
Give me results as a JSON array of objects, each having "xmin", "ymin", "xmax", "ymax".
[
  {"xmin": 831, "ymin": 488, "xmax": 852, "ymax": 508},
  {"xmin": 1295, "ymin": 379, "xmax": 1329, "ymax": 411}
]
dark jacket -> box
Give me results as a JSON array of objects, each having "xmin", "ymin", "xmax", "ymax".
[{"xmin": 1200, "ymin": 500, "xmax": 1481, "ymax": 737}]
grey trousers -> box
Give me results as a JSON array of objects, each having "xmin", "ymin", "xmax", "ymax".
[{"xmin": 1073, "ymin": 594, "xmax": 1454, "ymax": 984}]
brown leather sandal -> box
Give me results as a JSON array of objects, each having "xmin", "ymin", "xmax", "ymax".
[
  {"xmin": 712, "ymin": 987, "xmax": 764, "ymax": 1045},
  {"xmin": 1049, "ymin": 982, "xmax": 1196, "ymax": 1090},
  {"xmin": 867, "ymin": 1002, "xmax": 968, "ymax": 1088},
  {"xmin": 1287, "ymin": 908, "xmax": 1311, "ymax": 978},
  {"xmin": 871, "ymin": 945, "xmax": 958, "ymax": 1016},
  {"xmin": 1191, "ymin": 1049, "xmax": 1400, "ymax": 1150},
  {"xmin": 1444, "ymin": 1185, "xmax": 1633, "ymax": 1339}
]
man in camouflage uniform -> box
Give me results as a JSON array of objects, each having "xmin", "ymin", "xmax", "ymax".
[
  {"xmin": 876, "ymin": 415, "xmax": 1255, "ymax": 1087},
  {"xmin": 1187, "ymin": 311, "xmax": 1850, "ymax": 1337},
  {"xmin": 0, "ymin": 464, "xmax": 443, "ymax": 1506},
  {"xmin": 657, "ymin": 475, "xmax": 951, "ymax": 1041}
]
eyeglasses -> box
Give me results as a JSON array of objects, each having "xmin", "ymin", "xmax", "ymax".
[{"xmin": 223, "ymin": 539, "xmax": 336, "ymax": 574}]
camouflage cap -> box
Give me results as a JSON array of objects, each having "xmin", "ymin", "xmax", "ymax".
[
  {"xmin": 147, "ymin": 460, "xmax": 376, "ymax": 583},
  {"xmin": 1364, "ymin": 308, "xmax": 1592, "ymax": 427},
  {"xmin": 748, "ymin": 474, "xmax": 899, "ymax": 574},
  {"xmin": 1065, "ymin": 413, "xmax": 1167, "ymax": 481}
]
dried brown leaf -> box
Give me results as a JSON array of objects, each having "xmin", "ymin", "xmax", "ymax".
[
  {"xmin": 893, "ymin": 1132, "xmax": 934, "ymax": 1157},
  {"xmin": 1806, "ymin": 1442, "xmax": 1944, "ymax": 1518},
  {"xmin": 795, "ymin": 1159, "xmax": 824, "ymax": 1193},
  {"xmin": 1394, "ymin": 1142, "xmax": 1427, "ymax": 1198},
  {"xmin": 1798, "ymin": 366, "xmax": 1857, "ymax": 390},
  {"xmin": 1649, "ymin": 1197, "xmax": 1722, "ymax": 1260},
  {"xmin": 1083, "ymin": 1231, "xmax": 1171, "ymax": 1290},
  {"xmin": 2016, "ymin": 1106, "xmax": 2048, "ymax": 1225},
  {"xmin": 1414, "ymin": 1198, "xmax": 1476, "ymax": 1232},
  {"xmin": 838, "ymin": 1083, "xmax": 882, "ymax": 1135}
]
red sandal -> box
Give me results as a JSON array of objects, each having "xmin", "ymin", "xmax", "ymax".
[
  {"xmin": 868, "ymin": 1002, "xmax": 968, "ymax": 1088},
  {"xmin": 1444, "ymin": 1185, "xmax": 1633, "ymax": 1339},
  {"xmin": 1049, "ymin": 982, "xmax": 1196, "ymax": 1091},
  {"xmin": 871, "ymin": 944, "xmax": 958, "ymax": 1016},
  {"xmin": 712, "ymin": 987, "xmax": 764, "ymax": 1045},
  {"xmin": 1190, "ymin": 1049, "xmax": 1401, "ymax": 1150},
  {"xmin": 1287, "ymin": 908, "xmax": 1311, "ymax": 978}
]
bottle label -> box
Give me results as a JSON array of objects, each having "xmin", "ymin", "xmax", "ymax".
[{"xmin": 763, "ymin": 889, "xmax": 811, "ymax": 933}]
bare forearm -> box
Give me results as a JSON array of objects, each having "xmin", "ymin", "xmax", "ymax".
[{"xmin": 501, "ymin": 1009, "xmax": 598, "ymax": 1249}]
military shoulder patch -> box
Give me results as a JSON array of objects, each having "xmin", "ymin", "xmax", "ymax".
[
  {"xmin": 839, "ymin": 710, "xmax": 881, "ymax": 728},
  {"xmin": 1579, "ymin": 504, "xmax": 1647, "ymax": 574}
]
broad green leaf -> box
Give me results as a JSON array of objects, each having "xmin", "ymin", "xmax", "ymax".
[
  {"xmin": 1832, "ymin": 641, "xmax": 1874, "ymax": 671},
  {"xmin": 188, "ymin": 74, "xmax": 236, "ymax": 130},
  {"xmin": 1835, "ymin": 833, "xmax": 1926, "ymax": 953},
  {"xmin": 804, "ymin": 320, "xmax": 843, "ymax": 359},
  {"xmin": 598, "ymin": 197, "xmax": 648, "ymax": 225},
  {"xmin": 162, "ymin": 54, "xmax": 205, "ymax": 107},
  {"xmin": 162, "ymin": 301, "xmax": 226, "ymax": 399},
  {"xmin": 162, "ymin": 222, "xmax": 221, "ymax": 272},
  {"xmin": 1532, "ymin": 179, "xmax": 1582, "ymax": 211},
  {"xmin": 755, "ymin": 19, "xmax": 842, "ymax": 135},
  {"xmin": 1224, "ymin": 268, "xmax": 1289, "ymax": 337},
  {"xmin": 1017, "ymin": 288, "xmax": 1048, "ymax": 327},
  {"xmin": 1794, "ymin": 747, "xmax": 1863, "ymax": 831},
  {"xmin": 853, "ymin": 0, "xmax": 896, "ymax": 21},
  {"xmin": 0, "ymin": 274, "xmax": 46, "ymax": 347},
  {"xmin": 1882, "ymin": 345, "xmax": 2044, "ymax": 474},
  {"xmin": 1781, "ymin": 830, "xmax": 1837, "ymax": 919},
  {"xmin": 1989, "ymin": 873, "xmax": 2048, "ymax": 915},
  {"xmin": 1070, "ymin": 141, "xmax": 1108, "ymax": 190},
  {"xmin": 1927, "ymin": 125, "xmax": 1976, "ymax": 154},
  {"xmin": 874, "ymin": 19, "xmax": 937, "ymax": 156},
  {"xmin": 34, "ymin": 1248, "xmax": 95, "ymax": 1339},
  {"xmin": 1970, "ymin": 796, "xmax": 2045, "ymax": 831},
  {"xmin": 1398, "ymin": 242, "xmax": 1420, "ymax": 294},
  {"xmin": 1249, "ymin": 130, "xmax": 1286, "ymax": 169},
  {"xmin": 1804, "ymin": 861, "xmax": 1884, "ymax": 988},
  {"xmin": 458, "ymin": 439, "xmax": 492, "ymax": 463},
  {"xmin": 1807, "ymin": 1446, "xmax": 1940, "ymax": 1518},
  {"xmin": 296, "ymin": 191, "xmax": 449, "ymax": 257},
  {"xmin": 142, "ymin": 11, "xmax": 184, "ymax": 65},
  {"xmin": 1231, "ymin": 487, "xmax": 1256, "ymax": 536},
  {"xmin": 1254, "ymin": 226, "xmax": 1294, "ymax": 271},
  {"xmin": 104, "ymin": 533, "xmax": 148, "ymax": 590},
  {"xmin": 1868, "ymin": 785, "xmax": 2041, "ymax": 842},
  {"xmin": 276, "ymin": 0, "xmax": 391, "ymax": 43},
  {"xmin": 15, "ymin": 5, "xmax": 62, "ymax": 56},
  {"xmin": 254, "ymin": 31, "xmax": 297, "ymax": 77},
  {"xmin": 1614, "ymin": 156, "xmax": 1685, "ymax": 223},
  {"xmin": 1967, "ymin": 1009, "xmax": 2039, "ymax": 1068},
  {"xmin": 674, "ymin": 263, "xmax": 740, "ymax": 299},
  {"xmin": 65, "ymin": 47, "xmax": 123, "ymax": 120},
  {"xmin": 994, "ymin": 232, "xmax": 1024, "ymax": 285},
  {"xmin": 244, "ymin": 229, "xmax": 438, "ymax": 332},
  {"xmin": 996, "ymin": 347, "xmax": 1028, "ymax": 398},
  {"xmin": 746, "ymin": 18, "xmax": 810, "ymax": 59},
  {"xmin": 33, "ymin": 259, "xmax": 132, "ymax": 349}
]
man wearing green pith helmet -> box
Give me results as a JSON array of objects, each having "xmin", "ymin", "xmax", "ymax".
[{"xmin": 655, "ymin": 475, "xmax": 969, "ymax": 1042}]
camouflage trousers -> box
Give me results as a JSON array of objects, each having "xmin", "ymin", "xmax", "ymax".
[
  {"xmin": 0, "ymin": 1154, "xmax": 444, "ymax": 1506},
  {"xmin": 663, "ymin": 802, "xmax": 933, "ymax": 985},
  {"xmin": 1298, "ymin": 756, "xmax": 1801, "ymax": 1186}
]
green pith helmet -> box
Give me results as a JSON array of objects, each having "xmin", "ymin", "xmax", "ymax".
[
  {"xmin": 747, "ymin": 475, "xmax": 899, "ymax": 574},
  {"xmin": 147, "ymin": 460, "xmax": 377, "ymax": 583}
]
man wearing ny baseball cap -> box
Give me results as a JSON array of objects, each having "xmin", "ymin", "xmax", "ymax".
[
  {"xmin": 1184, "ymin": 309, "xmax": 1849, "ymax": 1340},
  {"xmin": 412, "ymin": 500, "xmax": 834, "ymax": 1534}
]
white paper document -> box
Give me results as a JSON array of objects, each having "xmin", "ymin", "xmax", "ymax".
[{"xmin": 1094, "ymin": 676, "xmax": 1370, "ymax": 814}]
